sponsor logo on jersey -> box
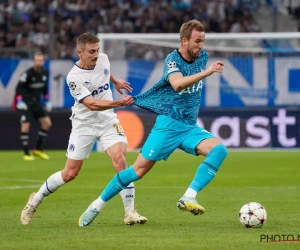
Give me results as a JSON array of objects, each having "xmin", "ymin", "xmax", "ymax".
[
  {"xmin": 178, "ymin": 80, "xmax": 203, "ymax": 95},
  {"xmin": 91, "ymin": 83, "xmax": 109, "ymax": 96}
]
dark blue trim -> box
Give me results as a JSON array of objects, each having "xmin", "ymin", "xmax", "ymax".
[
  {"xmin": 74, "ymin": 63, "xmax": 94, "ymax": 70},
  {"xmin": 124, "ymin": 186, "xmax": 135, "ymax": 189},
  {"xmin": 46, "ymin": 180, "xmax": 53, "ymax": 193},
  {"xmin": 203, "ymin": 162, "xmax": 218, "ymax": 172},
  {"xmin": 117, "ymin": 173, "xmax": 126, "ymax": 187},
  {"xmin": 78, "ymin": 94, "xmax": 91, "ymax": 102}
]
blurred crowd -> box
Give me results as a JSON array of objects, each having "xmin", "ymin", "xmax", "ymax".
[{"xmin": 0, "ymin": 0, "xmax": 291, "ymax": 59}]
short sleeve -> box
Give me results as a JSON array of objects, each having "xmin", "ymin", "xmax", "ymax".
[
  {"xmin": 66, "ymin": 74, "xmax": 91, "ymax": 102},
  {"xmin": 163, "ymin": 53, "xmax": 182, "ymax": 82}
]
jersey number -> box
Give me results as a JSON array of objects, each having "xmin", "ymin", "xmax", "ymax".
[{"xmin": 113, "ymin": 123, "xmax": 125, "ymax": 136}]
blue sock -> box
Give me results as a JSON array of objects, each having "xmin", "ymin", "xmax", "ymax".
[
  {"xmin": 189, "ymin": 144, "xmax": 228, "ymax": 193},
  {"xmin": 100, "ymin": 166, "xmax": 139, "ymax": 202}
]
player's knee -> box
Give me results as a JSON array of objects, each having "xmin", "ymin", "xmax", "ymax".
[
  {"xmin": 112, "ymin": 154, "xmax": 126, "ymax": 172},
  {"xmin": 44, "ymin": 120, "xmax": 52, "ymax": 130},
  {"xmin": 47, "ymin": 119, "xmax": 52, "ymax": 129},
  {"xmin": 41, "ymin": 117, "xmax": 52, "ymax": 130},
  {"xmin": 207, "ymin": 144, "xmax": 228, "ymax": 167},
  {"xmin": 21, "ymin": 122, "xmax": 30, "ymax": 132}
]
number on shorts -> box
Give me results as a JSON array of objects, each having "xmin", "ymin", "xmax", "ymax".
[{"xmin": 113, "ymin": 123, "xmax": 125, "ymax": 136}]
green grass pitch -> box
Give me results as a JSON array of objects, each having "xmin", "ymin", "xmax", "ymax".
[{"xmin": 0, "ymin": 151, "xmax": 299, "ymax": 250}]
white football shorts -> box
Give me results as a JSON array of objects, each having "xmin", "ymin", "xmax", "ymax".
[{"xmin": 66, "ymin": 119, "xmax": 128, "ymax": 160}]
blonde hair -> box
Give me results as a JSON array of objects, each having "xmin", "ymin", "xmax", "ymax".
[
  {"xmin": 179, "ymin": 20, "xmax": 204, "ymax": 40},
  {"xmin": 76, "ymin": 33, "xmax": 100, "ymax": 49}
]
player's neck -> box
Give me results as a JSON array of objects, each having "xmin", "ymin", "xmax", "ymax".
[
  {"xmin": 76, "ymin": 60, "xmax": 95, "ymax": 70},
  {"xmin": 33, "ymin": 66, "xmax": 42, "ymax": 72},
  {"xmin": 178, "ymin": 48, "xmax": 194, "ymax": 63}
]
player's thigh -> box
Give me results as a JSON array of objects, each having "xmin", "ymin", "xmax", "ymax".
[
  {"xmin": 141, "ymin": 127, "xmax": 180, "ymax": 161},
  {"xmin": 179, "ymin": 126, "xmax": 217, "ymax": 156},
  {"xmin": 38, "ymin": 116, "xmax": 52, "ymax": 129},
  {"xmin": 30, "ymin": 102, "xmax": 48, "ymax": 120},
  {"xmin": 18, "ymin": 108, "xmax": 33, "ymax": 124},
  {"xmin": 66, "ymin": 122, "xmax": 96, "ymax": 160},
  {"xmin": 99, "ymin": 122, "xmax": 128, "ymax": 151}
]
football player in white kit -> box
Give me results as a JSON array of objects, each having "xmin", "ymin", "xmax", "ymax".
[{"xmin": 21, "ymin": 33, "xmax": 147, "ymax": 226}]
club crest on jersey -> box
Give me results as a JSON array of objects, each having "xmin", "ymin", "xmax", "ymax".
[
  {"xmin": 104, "ymin": 68, "xmax": 109, "ymax": 76},
  {"xmin": 178, "ymin": 80, "xmax": 203, "ymax": 95},
  {"xmin": 68, "ymin": 82, "xmax": 76, "ymax": 91}
]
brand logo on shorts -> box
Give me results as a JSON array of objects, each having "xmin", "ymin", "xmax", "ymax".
[{"xmin": 69, "ymin": 144, "xmax": 75, "ymax": 152}]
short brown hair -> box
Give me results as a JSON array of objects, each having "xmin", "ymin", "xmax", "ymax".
[
  {"xmin": 33, "ymin": 51, "xmax": 44, "ymax": 59},
  {"xmin": 179, "ymin": 20, "xmax": 204, "ymax": 40},
  {"xmin": 77, "ymin": 33, "xmax": 100, "ymax": 48}
]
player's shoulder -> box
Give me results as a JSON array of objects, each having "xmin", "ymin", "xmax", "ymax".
[
  {"xmin": 41, "ymin": 68, "xmax": 48, "ymax": 75},
  {"xmin": 194, "ymin": 49, "xmax": 209, "ymax": 65},
  {"xmin": 164, "ymin": 50, "xmax": 181, "ymax": 69},
  {"xmin": 66, "ymin": 66, "xmax": 83, "ymax": 82},
  {"xmin": 200, "ymin": 49, "xmax": 209, "ymax": 58},
  {"xmin": 24, "ymin": 67, "xmax": 34, "ymax": 75},
  {"xmin": 165, "ymin": 50, "xmax": 180, "ymax": 61}
]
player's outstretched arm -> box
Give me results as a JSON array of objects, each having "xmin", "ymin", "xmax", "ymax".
[
  {"xmin": 169, "ymin": 61, "xmax": 224, "ymax": 91},
  {"xmin": 81, "ymin": 95, "xmax": 134, "ymax": 111},
  {"xmin": 110, "ymin": 74, "xmax": 133, "ymax": 94}
]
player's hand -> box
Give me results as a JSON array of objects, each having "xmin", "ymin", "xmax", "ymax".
[
  {"xmin": 16, "ymin": 97, "xmax": 27, "ymax": 110},
  {"xmin": 45, "ymin": 101, "xmax": 52, "ymax": 112},
  {"xmin": 205, "ymin": 61, "xmax": 224, "ymax": 76},
  {"xmin": 113, "ymin": 78, "xmax": 133, "ymax": 94},
  {"xmin": 120, "ymin": 95, "xmax": 134, "ymax": 106}
]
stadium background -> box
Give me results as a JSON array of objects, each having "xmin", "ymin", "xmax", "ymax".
[{"xmin": 0, "ymin": 0, "xmax": 300, "ymax": 151}]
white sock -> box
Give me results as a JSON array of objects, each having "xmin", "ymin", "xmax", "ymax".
[
  {"xmin": 91, "ymin": 198, "xmax": 106, "ymax": 212},
  {"xmin": 119, "ymin": 182, "xmax": 135, "ymax": 214},
  {"xmin": 31, "ymin": 171, "xmax": 65, "ymax": 207},
  {"xmin": 183, "ymin": 188, "xmax": 197, "ymax": 198}
]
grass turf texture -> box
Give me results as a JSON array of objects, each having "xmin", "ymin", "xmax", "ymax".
[{"xmin": 0, "ymin": 151, "xmax": 299, "ymax": 250}]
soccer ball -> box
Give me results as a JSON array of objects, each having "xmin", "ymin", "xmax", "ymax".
[{"xmin": 239, "ymin": 202, "xmax": 267, "ymax": 228}]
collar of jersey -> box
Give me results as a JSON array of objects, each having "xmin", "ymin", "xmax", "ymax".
[
  {"xmin": 176, "ymin": 49, "xmax": 196, "ymax": 64},
  {"xmin": 75, "ymin": 63, "xmax": 94, "ymax": 70}
]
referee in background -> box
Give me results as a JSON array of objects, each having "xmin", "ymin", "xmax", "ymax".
[{"xmin": 15, "ymin": 52, "xmax": 52, "ymax": 161}]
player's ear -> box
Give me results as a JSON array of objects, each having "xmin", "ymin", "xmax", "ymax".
[
  {"xmin": 181, "ymin": 37, "xmax": 188, "ymax": 46},
  {"xmin": 77, "ymin": 48, "xmax": 82, "ymax": 58}
]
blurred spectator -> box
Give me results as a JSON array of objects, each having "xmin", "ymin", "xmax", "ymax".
[{"xmin": 0, "ymin": 0, "xmax": 264, "ymax": 59}]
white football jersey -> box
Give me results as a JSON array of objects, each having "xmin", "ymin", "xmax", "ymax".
[{"xmin": 66, "ymin": 53, "xmax": 117, "ymax": 124}]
